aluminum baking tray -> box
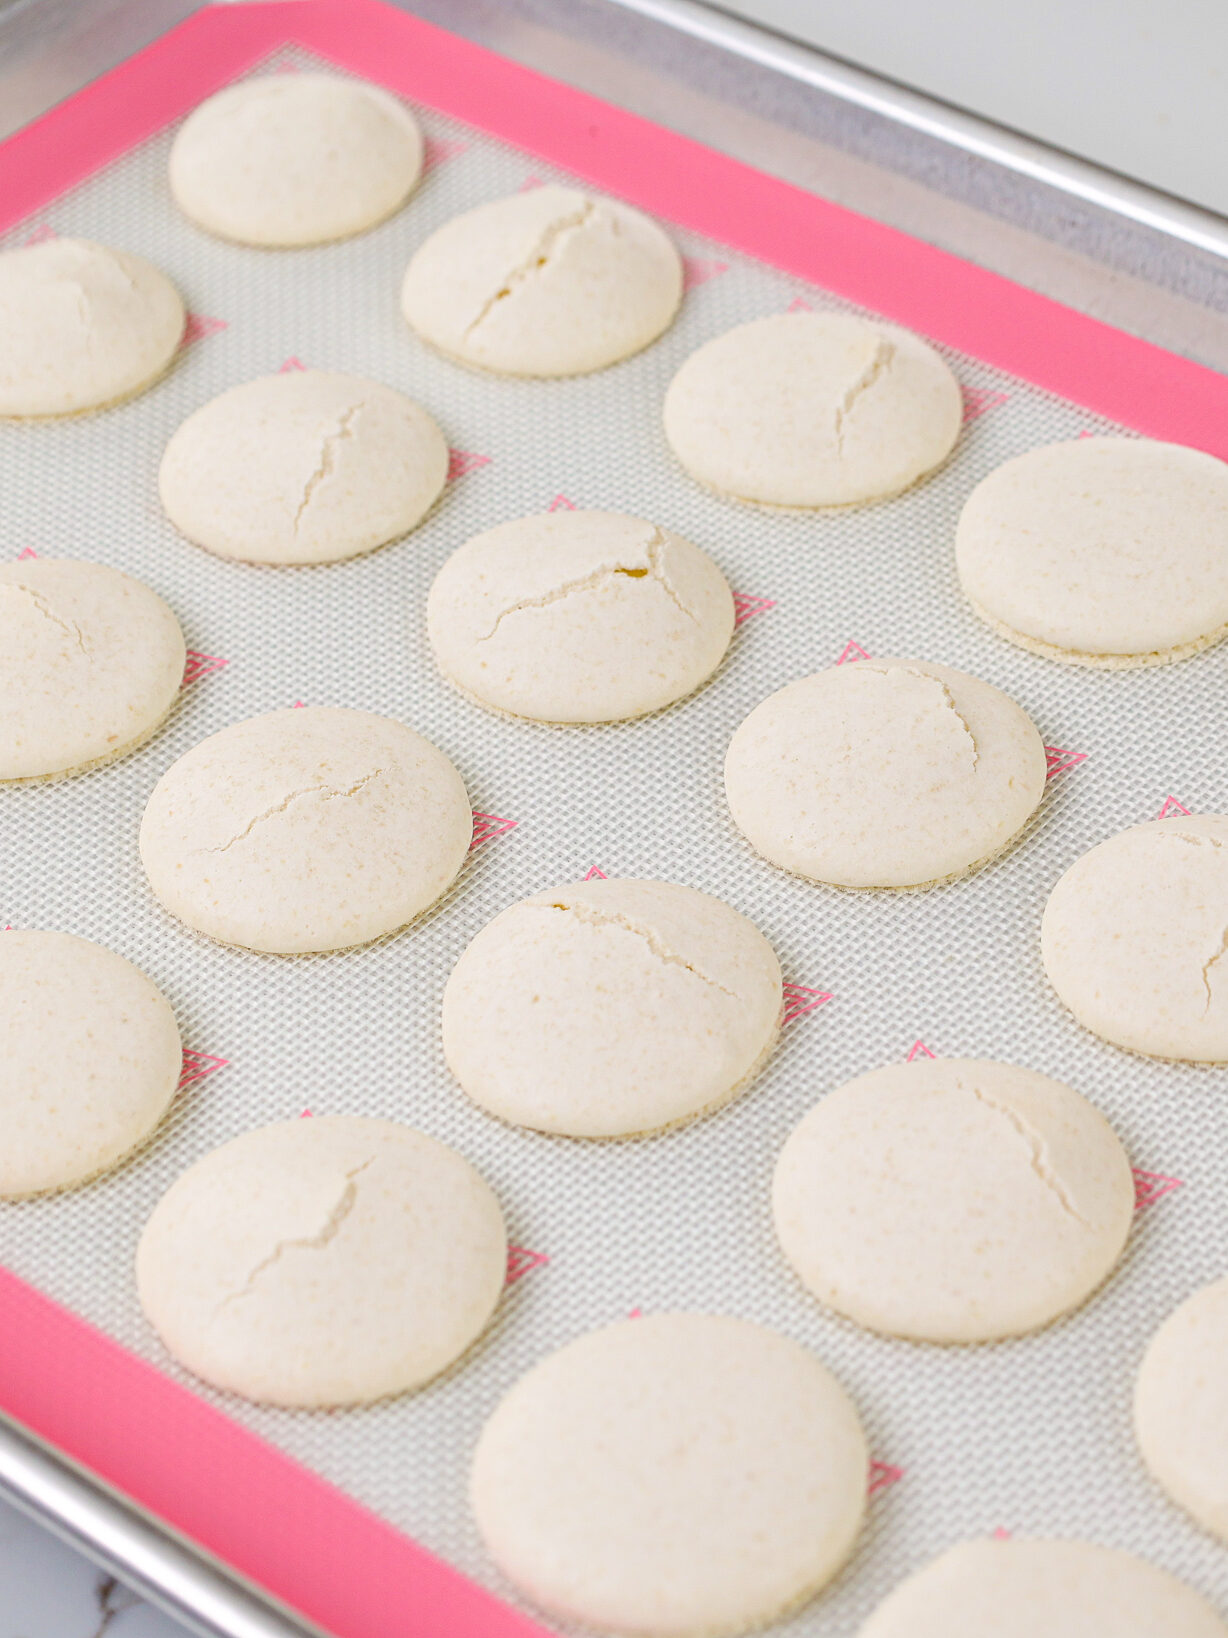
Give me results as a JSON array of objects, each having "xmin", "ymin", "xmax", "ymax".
[{"xmin": 2, "ymin": 4, "xmax": 1228, "ymax": 1637}]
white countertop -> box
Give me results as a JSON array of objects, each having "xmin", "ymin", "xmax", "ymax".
[{"xmin": 0, "ymin": 1495, "xmax": 185, "ymax": 1638}]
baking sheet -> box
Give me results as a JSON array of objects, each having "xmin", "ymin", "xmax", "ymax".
[{"xmin": 1, "ymin": 37, "xmax": 1227, "ymax": 1635}]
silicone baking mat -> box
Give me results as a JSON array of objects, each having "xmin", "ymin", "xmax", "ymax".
[{"xmin": 2, "ymin": 5, "xmax": 1228, "ymax": 1635}]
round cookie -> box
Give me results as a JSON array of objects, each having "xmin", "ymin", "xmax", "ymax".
[
  {"xmin": 139, "ymin": 706, "xmax": 471, "ymax": 954},
  {"xmin": 401, "ymin": 185, "xmax": 682, "ymax": 376},
  {"xmin": 137, "ymin": 1116, "xmax": 506, "ymax": 1406},
  {"xmin": 1135, "ymin": 1276, "xmax": 1228, "ymax": 1543},
  {"xmin": 0, "ymin": 238, "xmax": 184, "ymax": 417},
  {"xmin": 1041, "ymin": 813, "xmax": 1228, "ymax": 1062},
  {"xmin": 858, "ymin": 1537, "xmax": 1228, "ymax": 1638},
  {"xmin": 442, "ymin": 877, "xmax": 782, "ymax": 1137},
  {"xmin": 663, "ymin": 312, "xmax": 962, "ymax": 507},
  {"xmin": 773, "ymin": 1057, "xmax": 1134, "ymax": 1343},
  {"xmin": 159, "ymin": 370, "xmax": 449, "ymax": 565},
  {"xmin": 471, "ymin": 1313, "xmax": 867, "ymax": 1637},
  {"xmin": 724, "ymin": 658, "xmax": 1045, "ymax": 889},
  {"xmin": 427, "ymin": 510, "xmax": 734, "ymax": 722},
  {"xmin": 956, "ymin": 438, "xmax": 1228, "ymax": 667},
  {"xmin": 169, "ymin": 74, "xmax": 423, "ymax": 247},
  {"xmin": 0, "ymin": 559, "xmax": 185, "ymax": 780},
  {"xmin": 0, "ymin": 931, "xmax": 182, "ymax": 1198}
]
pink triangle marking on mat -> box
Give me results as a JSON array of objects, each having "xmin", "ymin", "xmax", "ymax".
[
  {"xmin": 291, "ymin": 700, "xmax": 305, "ymax": 709},
  {"xmin": 836, "ymin": 639, "xmax": 871, "ymax": 665},
  {"xmin": 991, "ymin": 1527, "xmax": 1013, "ymax": 1541},
  {"xmin": 781, "ymin": 984, "xmax": 833, "ymax": 1026},
  {"xmin": 1156, "ymin": 795, "xmax": 1192, "ymax": 819},
  {"xmin": 16, "ymin": 547, "xmax": 38, "ymax": 560},
  {"xmin": 181, "ymin": 651, "xmax": 229, "ymax": 688},
  {"xmin": 906, "ymin": 1040, "xmax": 936, "ymax": 1062},
  {"xmin": 299, "ymin": 1109, "xmax": 314, "ymax": 1119},
  {"xmin": 584, "ymin": 866, "xmax": 607, "ymax": 880},
  {"xmin": 471, "ymin": 812, "xmax": 518, "ymax": 850},
  {"xmin": 868, "ymin": 1460, "xmax": 904, "ymax": 1497},
  {"xmin": 682, "ymin": 256, "xmax": 729, "ymax": 290},
  {"xmin": 278, "ymin": 356, "xmax": 306, "ymax": 373},
  {"xmin": 786, "ymin": 296, "xmax": 812, "ymax": 312},
  {"xmin": 447, "ymin": 448, "xmax": 491, "ymax": 481},
  {"xmin": 518, "ymin": 175, "xmax": 545, "ymax": 191},
  {"xmin": 1133, "ymin": 1168, "xmax": 1185, "ymax": 1211},
  {"xmin": 1045, "ymin": 745, "xmax": 1088, "ymax": 778},
  {"xmin": 547, "ymin": 493, "xmax": 576, "ymax": 512},
  {"xmin": 180, "ymin": 313, "xmax": 228, "ymax": 348},
  {"xmin": 178, "ymin": 1050, "xmax": 229, "ymax": 1089},
  {"xmin": 423, "ymin": 135, "xmax": 469, "ymax": 171},
  {"xmin": 732, "ymin": 592, "xmax": 776, "ymax": 626},
  {"xmin": 962, "ymin": 385, "xmax": 1010, "ymax": 422},
  {"xmin": 628, "ymin": 1307, "xmax": 643, "ymax": 1319},
  {"xmin": 22, "ymin": 223, "xmax": 56, "ymax": 246},
  {"xmin": 506, "ymin": 1246, "xmax": 549, "ymax": 1284}
]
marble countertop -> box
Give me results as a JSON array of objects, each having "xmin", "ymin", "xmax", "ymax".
[{"xmin": 0, "ymin": 1494, "xmax": 186, "ymax": 1638}]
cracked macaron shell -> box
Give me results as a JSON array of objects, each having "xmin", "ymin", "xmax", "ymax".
[
  {"xmin": 427, "ymin": 509, "xmax": 735, "ymax": 722},
  {"xmin": 724, "ymin": 658, "xmax": 1046, "ymax": 889},
  {"xmin": 442, "ymin": 877, "xmax": 783, "ymax": 1137},
  {"xmin": 663, "ymin": 312, "xmax": 962, "ymax": 507},
  {"xmin": 857, "ymin": 1537, "xmax": 1228, "ymax": 1638},
  {"xmin": 0, "ymin": 238, "xmax": 184, "ymax": 417},
  {"xmin": 1, "ymin": 930, "xmax": 183, "ymax": 1198},
  {"xmin": 169, "ymin": 75, "xmax": 424, "ymax": 248},
  {"xmin": 1042, "ymin": 812, "xmax": 1228, "ymax": 1062},
  {"xmin": 136, "ymin": 1115, "xmax": 507, "ymax": 1407},
  {"xmin": 471, "ymin": 1313, "xmax": 868, "ymax": 1638},
  {"xmin": 1134, "ymin": 1275, "xmax": 1228, "ymax": 1545},
  {"xmin": 773, "ymin": 1057, "xmax": 1135, "ymax": 1343},
  {"xmin": 139, "ymin": 706, "xmax": 472, "ymax": 954},
  {"xmin": 158, "ymin": 370, "xmax": 449, "ymax": 565},
  {"xmin": 956, "ymin": 438, "xmax": 1228, "ymax": 666},
  {"xmin": 401, "ymin": 185, "xmax": 683, "ymax": 376},
  {"xmin": 0, "ymin": 559, "xmax": 185, "ymax": 781}
]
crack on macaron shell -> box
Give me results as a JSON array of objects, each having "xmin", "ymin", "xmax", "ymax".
[
  {"xmin": 967, "ymin": 1082, "xmax": 1090, "ymax": 1225},
  {"xmin": 539, "ymin": 898, "xmax": 738, "ymax": 997},
  {"xmin": 473, "ymin": 524, "xmax": 700, "ymax": 644},
  {"xmin": 832, "ymin": 335, "xmax": 894, "ymax": 457},
  {"xmin": 209, "ymin": 1156, "xmax": 376, "ymax": 1319},
  {"xmin": 462, "ymin": 200, "xmax": 596, "ymax": 341},
  {"xmin": 862, "ymin": 664, "xmax": 979, "ymax": 770},
  {"xmin": 291, "ymin": 401, "xmax": 363, "ymax": 537},
  {"xmin": 1, "ymin": 581, "xmax": 91, "ymax": 655},
  {"xmin": 198, "ymin": 769, "xmax": 385, "ymax": 853},
  {"xmin": 1199, "ymin": 925, "xmax": 1228, "ymax": 1015}
]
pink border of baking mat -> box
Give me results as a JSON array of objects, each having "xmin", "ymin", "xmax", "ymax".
[{"xmin": 3, "ymin": 4, "xmax": 1228, "ymax": 1635}]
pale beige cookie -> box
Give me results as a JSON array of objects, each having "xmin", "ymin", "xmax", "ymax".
[
  {"xmin": 858, "ymin": 1537, "xmax": 1228, "ymax": 1638},
  {"xmin": 169, "ymin": 74, "xmax": 423, "ymax": 247},
  {"xmin": 472, "ymin": 1313, "xmax": 867, "ymax": 1638},
  {"xmin": 0, "ymin": 931, "xmax": 182, "ymax": 1198},
  {"xmin": 0, "ymin": 238, "xmax": 184, "ymax": 417},
  {"xmin": 427, "ymin": 510, "xmax": 734, "ymax": 722},
  {"xmin": 724, "ymin": 658, "xmax": 1045, "ymax": 888},
  {"xmin": 401, "ymin": 185, "xmax": 682, "ymax": 376},
  {"xmin": 1135, "ymin": 1276, "xmax": 1228, "ymax": 1543},
  {"xmin": 139, "ymin": 706, "xmax": 471, "ymax": 954},
  {"xmin": 1041, "ymin": 813, "xmax": 1228, "ymax": 1062},
  {"xmin": 773, "ymin": 1057, "xmax": 1134, "ymax": 1343},
  {"xmin": 956, "ymin": 438, "xmax": 1228, "ymax": 667},
  {"xmin": 663, "ymin": 312, "xmax": 962, "ymax": 507},
  {"xmin": 137, "ymin": 1116, "xmax": 506, "ymax": 1407},
  {"xmin": 442, "ymin": 877, "xmax": 782, "ymax": 1137},
  {"xmin": 0, "ymin": 559, "xmax": 185, "ymax": 780},
  {"xmin": 159, "ymin": 370, "xmax": 448, "ymax": 565}
]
